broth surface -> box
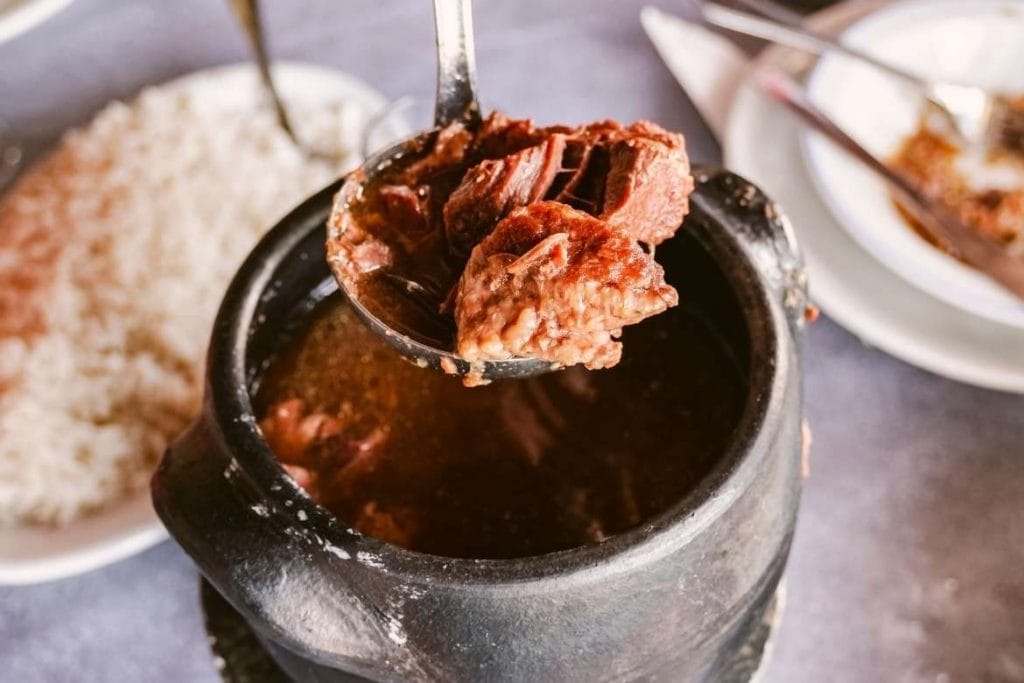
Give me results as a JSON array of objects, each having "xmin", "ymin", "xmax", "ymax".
[{"xmin": 255, "ymin": 294, "xmax": 744, "ymax": 559}]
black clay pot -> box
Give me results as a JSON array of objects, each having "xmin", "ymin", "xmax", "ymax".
[{"xmin": 152, "ymin": 166, "xmax": 809, "ymax": 682}]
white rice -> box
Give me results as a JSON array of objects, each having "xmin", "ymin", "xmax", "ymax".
[{"xmin": 0, "ymin": 67, "xmax": 369, "ymax": 525}]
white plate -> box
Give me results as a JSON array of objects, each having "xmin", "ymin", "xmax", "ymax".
[
  {"xmin": 0, "ymin": 61, "xmax": 402, "ymax": 585},
  {"xmin": 724, "ymin": 1, "xmax": 1024, "ymax": 394},
  {"xmin": 0, "ymin": 0, "xmax": 72, "ymax": 44},
  {"xmin": 801, "ymin": 0, "xmax": 1024, "ymax": 329}
]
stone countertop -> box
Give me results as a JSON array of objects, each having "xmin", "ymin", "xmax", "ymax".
[{"xmin": 1, "ymin": 1, "xmax": 1022, "ymax": 681}]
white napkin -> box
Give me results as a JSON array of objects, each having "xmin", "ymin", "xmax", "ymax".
[{"xmin": 640, "ymin": 6, "xmax": 749, "ymax": 140}]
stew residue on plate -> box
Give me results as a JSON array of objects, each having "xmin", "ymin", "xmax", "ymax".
[{"xmin": 889, "ymin": 116, "xmax": 1024, "ymax": 255}]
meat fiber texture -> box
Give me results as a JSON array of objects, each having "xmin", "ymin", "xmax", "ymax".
[
  {"xmin": 449, "ymin": 115, "xmax": 693, "ymax": 370},
  {"xmin": 455, "ymin": 202, "xmax": 679, "ymax": 368}
]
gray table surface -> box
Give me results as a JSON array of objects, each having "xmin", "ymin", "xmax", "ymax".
[{"xmin": 1, "ymin": 1, "xmax": 1022, "ymax": 681}]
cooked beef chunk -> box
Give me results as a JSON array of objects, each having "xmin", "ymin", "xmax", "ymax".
[
  {"xmin": 455, "ymin": 202, "xmax": 678, "ymax": 368},
  {"xmin": 326, "ymin": 205, "xmax": 393, "ymax": 286},
  {"xmin": 259, "ymin": 398, "xmax": 346, "ymax": 466},
  {"xmin": 398, "ymin": 122, "xmax": 473, "ymax": 183},
  {"xmin": 260, "ymin": 398, "xmax": 390, "ymax": 496},
  {"xmin": 378, "ymin": 184, "xmax": 438, "ymax": 253},
  {"xmin": 380, "ymin": 185, "xmax": 429, "ymax": 230},
  {"xmin": 443, "ymin": 135, "xmax": 567, "ymax": 254},
  {"xmin": 601, "ymin": 135, "xmax": 693, "ymax": 245},
  {"xmin": 550, "ymin": 138, "xmax": 596, "ymax": 205},
  {"xmin": 546, "ymin": 121, "xmax": 692, "ymax": 242},
  {"xmin": 472, "ymin": 112, "xmax": 549, "ymax": 159},
  {"xmin": 329, "ymin": 111, "xmax": 695, "ymax": 378},
  {"xmin": 548, "ymin": 121, "xmax": 692, "ymax": 244}
]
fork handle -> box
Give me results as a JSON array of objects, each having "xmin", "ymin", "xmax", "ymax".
[{"xmin": 701, "ymin": 2, "xmax": 928, "ymax": 93}]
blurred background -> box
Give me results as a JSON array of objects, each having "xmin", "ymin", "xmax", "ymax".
[{"xmin": 1, "ymin": 1, "xmax": 1022, "ymax": 682}]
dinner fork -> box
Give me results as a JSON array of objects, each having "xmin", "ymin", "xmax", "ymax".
[{"xmin": 700, "ymin": 0, "xmax": 1024, "ymax": 156}]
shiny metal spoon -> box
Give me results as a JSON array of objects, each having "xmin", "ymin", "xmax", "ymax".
[
  {"xmin": 702, "ymin": 0, "xmax": 1024, "ymax": 156},
  {"xmin": 326, "ymin": 0, "xmax": 557, "ymax": 383}
]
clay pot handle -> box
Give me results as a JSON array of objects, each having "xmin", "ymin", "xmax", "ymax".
[{"xmin": 152, "ymin": 418, "xmax": 397, "ymax": 678}]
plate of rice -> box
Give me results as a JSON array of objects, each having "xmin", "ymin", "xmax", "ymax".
[{"xmin": 0, "ymin": 61, "xmax": 405, "ymax": 584}]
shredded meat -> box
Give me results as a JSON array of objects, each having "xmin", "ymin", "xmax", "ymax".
[
  {"xmin": 600, "ymin": 135, "xmax": 693, "ymax": 244},
  {"xmin": 326, "ymin": 204, "xmax": 393, "ymax": 285},
  {"xmin": 259, "ymin": 399, "xmax": 391, "ymax": 510},
  {"xmin": 454, "ymin": 202, "xmax": 678, "ymax": 368},
  {"xmin": 443, "ymin": 135, "xmax": 567, "ymax": 254},
  {"xmin": 329, "ymin": 111, "xmax": 695, "ymax": 379},
  {"xmin": 398, "ymin": 123, "xmax": 473, "ymax": 183}
]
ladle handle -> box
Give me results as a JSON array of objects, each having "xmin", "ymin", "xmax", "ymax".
[{"xmin": 433, "ymin": 0, "xmax": 482, "ymax": 127}]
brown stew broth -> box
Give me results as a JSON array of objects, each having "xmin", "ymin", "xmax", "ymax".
[
  {"xmin": 350, "ymin": 157, "xmax": 466, "ymax": 349},
  {"xmin": 255, "ymin": 294, "xmax": 745, "ymax": 559}
]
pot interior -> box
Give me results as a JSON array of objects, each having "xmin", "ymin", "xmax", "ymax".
[
  {"xmin": 244, "ymin": 204, "xmax": 753, "ymax": 402},
  {"xmin": 222, "ymin": 178, "xmax": 772, "ymax": 562}
]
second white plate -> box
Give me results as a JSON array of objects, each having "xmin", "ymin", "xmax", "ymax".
[
  {"xmin": 801, "ymin": 0, "xmax": 1024, "ymax": 329},
  {"xmin": 724, "ymin": 0, "xmax": 1024, "ymax": 394}
]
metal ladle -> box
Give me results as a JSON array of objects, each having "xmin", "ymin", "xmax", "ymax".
[{"xmin": 326, "ymin": 0, "xmax": 558, "ymax": 383}]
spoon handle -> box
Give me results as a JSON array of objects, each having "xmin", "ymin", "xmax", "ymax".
[
  {"xmin": 432, "ymin": 0, "xmax": 482, "ymax": 127},
  {"xmin": 701, "ymin": 1, "xmax": 927, "ymax": 92},
  {"xmin": 755, "ymin": 68, "xmax": 1024, "ymax": 300},
  {"xmin": 228, "ymin": 0, "xmax": 298, "ymax": 142}
]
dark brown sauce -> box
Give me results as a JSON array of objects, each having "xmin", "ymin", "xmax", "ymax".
[
  {"xmin": 348, "ymin": 152, "xmax": 469, "ymax": 350},
  {"xmin": 254, "ymin": 294, "xmax": 745, "ymax": 559}
]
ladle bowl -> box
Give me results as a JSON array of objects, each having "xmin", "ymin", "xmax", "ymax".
[
  {"xmin": 326, "ymin": 129, "xmax": 562, "ymax": 383},
  {"xmin": 325, "ymin": 0, "xmax": 561, "ymax": 384}
]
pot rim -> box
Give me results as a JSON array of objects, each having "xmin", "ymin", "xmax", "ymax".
[{"xmin": 204, "ymin": 171, "xmax": 787, "ymax": 586}]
